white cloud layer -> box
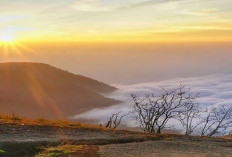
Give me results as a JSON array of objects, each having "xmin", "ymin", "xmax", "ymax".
[{"xmin": 72, "ymin": 74, "xmax": 232, "ymax": 128}]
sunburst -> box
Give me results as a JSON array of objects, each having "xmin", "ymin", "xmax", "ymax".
[{"xmin": 0, "ymin": 33, "xmax": 15, "ymax": 43}]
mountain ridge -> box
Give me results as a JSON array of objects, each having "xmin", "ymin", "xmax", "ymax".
[{"xmin": 0, "ymin": 62, "xmax": 118, "ymax": 119}]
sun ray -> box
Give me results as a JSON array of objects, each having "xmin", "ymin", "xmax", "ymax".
[
  {"xmin": 26, "ymin": 70, "xmax": 64, "ymax": 119},
  {"xmin": 2, "ymin": 43, "xmax": 9, "ymax": 61},
  {"xmin": 14, "ymin": 42, "xmax": 37, "ymax": 54},
  {"xmin": 10, "ymin": 43, "xmax": 24, "ymax": 56},
  {"xmin": 0, "ymin": 39, "xmax": 40, "ymax": 63}
]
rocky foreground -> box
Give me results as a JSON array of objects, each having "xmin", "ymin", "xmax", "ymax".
[{"xmin": 0, "ymin": 118, "xmax": 232, "ymax": 157}]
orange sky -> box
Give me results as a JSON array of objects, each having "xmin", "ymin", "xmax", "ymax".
[
  {"xmin": 1, "ymin": 0, "xmax": 232, "ymax": 84},
  {"xmin": 0, "ymin": 0, "xmax": 232, "ymax": 43}
]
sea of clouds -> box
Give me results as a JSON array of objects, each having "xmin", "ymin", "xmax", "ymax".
[{"xmin": 72, "ymin": 74, "xmax": 232, "ymax": 128}]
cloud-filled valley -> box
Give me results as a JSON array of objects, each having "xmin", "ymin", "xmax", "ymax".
[{"xmin": 73, "ymin": 74, "xmax": 232, "ymax": 128}]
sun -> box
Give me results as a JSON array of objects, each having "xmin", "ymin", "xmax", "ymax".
[{"xmin": 0, "ymin": 33, "xmax": 15, "ymax": 43}]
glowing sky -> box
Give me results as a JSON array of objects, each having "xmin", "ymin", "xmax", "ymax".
[{"xmin": 1, "ymin": 0, "xmax": 232, "ymax": 42}]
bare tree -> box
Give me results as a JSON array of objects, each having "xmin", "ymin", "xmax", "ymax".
[
  {"xmin": 105, "ymin": 112, "xmax": 127, "ymax": 129},
  {"xmin": 132, "ymin": 85, "xmax": 198, "ymax": 134},
  {"xmin": 177, "ymin": 102, "xmax": 201, "ymax": 136},
  {"xmin": 200, "ymin": 105, "xmax": 232, "ymax": 137}
]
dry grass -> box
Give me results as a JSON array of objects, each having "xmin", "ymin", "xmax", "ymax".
[
  {"xmin": 1, "ymin": 114, "xmax": 231, "ymax": 157},
  {"xmin": 36, "ymin": 145, "xmax": 99, "ymax": 157},
  {"xmin": 0, "ymin": 114, "xmax": 107, "ymax": 130},
  {"xmin": 224, "ymin": 134, "xmax": 232, "ymax": 140}
]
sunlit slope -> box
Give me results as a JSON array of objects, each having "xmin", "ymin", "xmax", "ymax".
[{"xmin": 0, "ymin": 62, "xmax": 117, "ymax": 119}]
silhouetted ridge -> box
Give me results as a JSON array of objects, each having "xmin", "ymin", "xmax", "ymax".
[{"xmin": 0, "ymin": 62, "xmax": 118, "ymax": 119}]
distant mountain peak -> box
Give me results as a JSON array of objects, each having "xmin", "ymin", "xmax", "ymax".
[{"xmin": 0, "ymin": 62, "xmax": 118, "ymax": 119}]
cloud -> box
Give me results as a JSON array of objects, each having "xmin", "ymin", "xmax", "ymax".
[
  {"xmin": 178, "ymin": 8, "xmax": 220, "ymax": 16},
  {"xmin": 71, "ymin": 0, "xmax": 184, "ymax": 12},
  {"xmin": 194, "ymin": 9, "xmax": 219, "ymax": 15},
  {"xmin": 122, "ymin": 0, "xmax": 180, "ymax": 8},
  {"xmin": 72, "ymin": 0, "xmax": 114, "ymax": 12},
  {"xmin": 72, "ymin": 74, "xmax": 232, "ymax": 128}
]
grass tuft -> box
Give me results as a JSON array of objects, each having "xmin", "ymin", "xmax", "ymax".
[
  {"xmin": 0, "ymin": 149, "xmax": 6, "ymax": 154},
  {"xmin": 36, "ymin": 145, "xmax": 99, "ymax": 157},
  {"xmin": 0, "ymin": 114, "xmax": 108, "ymax": 131}
]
